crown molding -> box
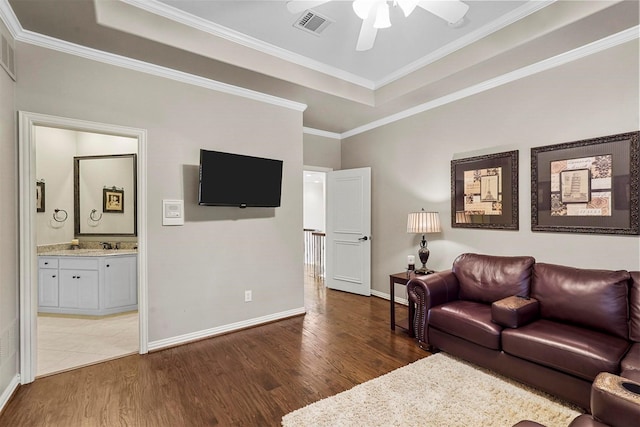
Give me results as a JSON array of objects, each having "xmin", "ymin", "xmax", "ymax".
[
  {"xmin": 341, "ymin": 26, "xmax": 640, "ymax": 139},
  {"xmin": 121, "ymin": 0, "xmax": 376, "ymax": 90},
  {"xmin": 2, "ymin": 0, "xmax": 636, "ymax": 140},
  {"xmin": 0, "ymin": 0, "xmax": 306, "ymax": 112},
  {"xmin": 123, "ymin": 0, "xmax": 555, "ymax": 91},
  {"xmin": 303, "ymin": 127, "xmax": 341, "ymax": 139},
  {"xmin": 0, "ymin": 0, "xmax": 20, "ymax": 38},
  {"xmin": 373, "ymin": 0, "xmax": 555, "ymax": 89}
]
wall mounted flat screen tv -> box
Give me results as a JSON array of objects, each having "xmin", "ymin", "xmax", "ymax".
[{"xmin": 198, "ymin": 149, "xmax": 283, "ymax": 208}]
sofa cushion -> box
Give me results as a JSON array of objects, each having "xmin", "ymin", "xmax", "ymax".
[
  {"xmin": 502, "ymin": 319, "xmax": 629, "ymax": 381},
  {"xmin": 453, "ymin": 253, "xmax": 535, "ymax": 304},
  {"xmin": 429, "ymin": 300, "xmax": 502, "ymax": 350},
  {"xmin": 532, "ymin": 263, "xmax": 630, "ymax": 339}
]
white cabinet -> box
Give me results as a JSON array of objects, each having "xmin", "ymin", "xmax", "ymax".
[
  {"xmin": 38, "ymin": 257, "xmax": 59, "ymax": 307},
  {"xmin": 103, "ymin": 256, "xmax": 137, "ymax": 309},
  {"xmin": 38, "ymin": 253, "xmax": 137, "ymax": 315},
  {"xmin": 59, "ymin": 270, "xmax": 99, "ymax": 309}
]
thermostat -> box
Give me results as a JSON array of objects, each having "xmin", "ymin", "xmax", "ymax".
[{"xmin": 162, "ymin": 199, "xmax": 184, "ymax": 226}]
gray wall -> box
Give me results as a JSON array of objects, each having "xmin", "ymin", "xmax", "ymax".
[
  {"xmin": 303, "ymin": 132, "xmax": 341, "ymax": 170},
  {"xmin": 17, "ymin": 43, "xmax": 305, "ymax": 343},
  {"xmin": 342, "ymin": 40, "xmax": 640, "ymax": 295},
  {"xmin": 0, "ymin": 21, "xmax": 18, "ymax": 404}
]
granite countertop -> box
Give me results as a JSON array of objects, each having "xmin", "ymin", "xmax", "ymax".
[{"xmin": 39, "ymin": 249, "xmax": 138, "ymax": 257}]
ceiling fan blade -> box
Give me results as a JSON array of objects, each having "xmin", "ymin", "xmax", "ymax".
[
  {"xmin": 417, "ymin": 0, "xmax": 469, "ymax": 24},
  {"xmin": 286, "ymin": 0, "xmax": 331, "ymax": 14},
  {"xmin": 356, "ymin": 11, "xmax": 378, "ymax": 51}
]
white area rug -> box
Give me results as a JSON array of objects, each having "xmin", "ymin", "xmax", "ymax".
[{"xmin": 282, "ymin": 353, "xmax": 582, "ymax": 427}]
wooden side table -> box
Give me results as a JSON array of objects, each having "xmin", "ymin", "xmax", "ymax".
[{"xmin": 389, "ymin": 272, "xmax": 413, "ymax": 337}]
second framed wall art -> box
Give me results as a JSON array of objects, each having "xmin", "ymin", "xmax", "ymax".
[{"xmin": 531, "ymin": 131, "xmax": 639, "ymax": 235}]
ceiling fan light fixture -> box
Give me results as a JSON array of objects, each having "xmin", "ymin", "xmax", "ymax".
[
  {"xmin": 373, "ymin": 2, "xmax": 391, "ymax": 28},
  {"xmin": 397, "ymin": 0, "xmax": 418, "ymax": 17},
  {"xmin": 353, "ymin": 0, "xmax": 373, "ymax": 19}
]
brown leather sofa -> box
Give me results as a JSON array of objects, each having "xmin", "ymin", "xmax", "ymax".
[
  {"xmin": 406, "ymin": 253, "xmax": 640, "ymax": 410},
  {"xmin": 514, "ymin": 372, "xmax": 640, "ymax": 427}
]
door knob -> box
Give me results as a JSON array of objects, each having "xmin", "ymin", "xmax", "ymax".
[{"xmin": 358, "ymin": 236, "xmax": 369, "ymax": 241}]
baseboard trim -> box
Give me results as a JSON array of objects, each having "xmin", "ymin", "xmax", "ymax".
[
  {"xmin": 148, "ymin": 307, "xmax": 306, "ymax": 351},
  {"xmin": 0, "ymin": 375, "xmax": 20, "ymax": 414},
  {"xmin": 371, "ymin": 289, "xmax": 408, "ymax": 306}
]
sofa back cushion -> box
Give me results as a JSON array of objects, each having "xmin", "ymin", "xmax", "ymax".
[
  {"xmin": 453, "ymin": 253, "xmax": 535, "ymax": 304},
  {"xmin": 532, "ymin": 263, "xmax": 630, "ymax": 339},
  {"xmin": 630, "ymin": 271, "xmax": 640, "ymax": 342}
]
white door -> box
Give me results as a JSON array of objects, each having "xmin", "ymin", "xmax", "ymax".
[{"xmin": 326, "ymin": 167, "xmax": 371, "ymax": 296}]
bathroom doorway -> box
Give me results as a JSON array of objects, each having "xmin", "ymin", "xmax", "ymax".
[
  {"xmin": 34, "ymin": 126, "xmax": 139, "ymax": 376},
  {"xmin": 18, "ymin": 112, "xmax": 148, "ymax": 384}
]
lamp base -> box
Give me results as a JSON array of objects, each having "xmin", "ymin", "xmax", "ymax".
[{"xmin": 414, "ymin": 268, "xmax": 435, "ymax": 275}]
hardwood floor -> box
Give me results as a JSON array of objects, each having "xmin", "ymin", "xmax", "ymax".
[{"xmin": 0, "ymin": 273, "xmax": 428, "ymax": 426}]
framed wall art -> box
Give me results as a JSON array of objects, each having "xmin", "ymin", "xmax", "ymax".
[
  {"xmin": 451, "ymin": 150, "xmax": 519, "ymax": 230},
  {"xmin": 531, "ymin": 131, "xmax": 639, "ymax": 235},
  {"xmin": 103, "ymin": 187, "xmax": 124, "ymax": 213}
]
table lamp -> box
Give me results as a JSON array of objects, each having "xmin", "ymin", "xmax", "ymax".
[{"xmin": 407, "ymin": 209, "xmax": 441, "ymax": 274}]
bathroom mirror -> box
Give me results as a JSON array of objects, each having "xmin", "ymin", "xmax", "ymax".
[{"xmin": 74, "ymin": 154, "xmax": 137, "ymax": 236}]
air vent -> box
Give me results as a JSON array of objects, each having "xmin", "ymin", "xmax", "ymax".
[
  {"xmin": 1, "ymin": 33, "xmax": 16, "ymax": 81},
  {"xmin": 293, "ymin": 10, "xmax": 333, "ymax": 36}
]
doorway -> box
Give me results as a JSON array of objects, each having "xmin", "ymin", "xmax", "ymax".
[
  {"xmin": 303, "ymin": 168, "xmax": 329, "ymax": 280},
  {"xmin": 18, "ymin": 112, "xmax": 148, "ymax": 384},
  {"xmin": 35, "ymin": 126, "xmax": 138, "ymax": 376}
]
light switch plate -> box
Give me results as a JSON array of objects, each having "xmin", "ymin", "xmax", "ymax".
[{"xmin": 162, "ymin": 199, "xmax": 184, "ymax": 226}]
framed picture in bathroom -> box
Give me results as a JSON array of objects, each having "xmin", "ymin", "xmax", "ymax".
[
  {"xmin": 103, "ymin": 187, "xmax": 124, "ymax": 213},
  {"xmin": 36, "ymin": 181, "xmax": 45, "ymax": 212}
]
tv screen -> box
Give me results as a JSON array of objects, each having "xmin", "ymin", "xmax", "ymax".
[{"xmin": 198, "ymin": 149, "xmax": 283, "ymax": 208}]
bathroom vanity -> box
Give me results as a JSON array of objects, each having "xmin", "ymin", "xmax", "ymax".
[{"xmin": 38, "ymin": 250, "xmax": 137, "ymax": 316}]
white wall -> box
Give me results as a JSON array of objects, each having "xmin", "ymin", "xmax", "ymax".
[
  {"xmin": 303, "ymin": 173, "xmax": 325, "ymax": 231},
  {"xmin": 342, "ymin": 39, "xmax": 640, "ymax": 294},
  {"xmin": 17, "ymin": 43, "xmax": 304, "ymax": 343},
  {"xmin": 0, "ymin": 19, "xmax": 19, "ymax": 408},
  {"xmin": 35, "ymin": 127, "xmax": 77, "ymax": 245}
]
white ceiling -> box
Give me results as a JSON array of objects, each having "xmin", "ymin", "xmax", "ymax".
[
  {"xmin": 154, "ymin": 0, "xmax": 533, "ymax": 86},
  {"xmin": 4, "ymin": 0, "xmax": 639, "ymax": 134}
]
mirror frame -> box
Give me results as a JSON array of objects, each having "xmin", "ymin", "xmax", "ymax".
[{"xmin": 74, "ymin": 153, "xmax": 138, "ymax": 237}]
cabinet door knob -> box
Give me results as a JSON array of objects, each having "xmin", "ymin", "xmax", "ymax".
[
  {"xmin": 106, "ymin": 264, "xmax": 110, "ymax": 267},
  {"xmin": 44, "ymin": 262, "xmax": 49, "ymax": 265},
  {"xmin": 52, "ymin": 275, "xmax": 56, "ymax": 278}
]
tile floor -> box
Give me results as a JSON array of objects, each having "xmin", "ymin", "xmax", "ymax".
[{"xmin": 37, "ymin": 311, "xmax": 139, "ymax": 377}]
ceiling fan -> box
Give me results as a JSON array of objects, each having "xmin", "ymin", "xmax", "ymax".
[{"xmin": 286, "ymin": 0, "xmax": 470, "ymax": 51}]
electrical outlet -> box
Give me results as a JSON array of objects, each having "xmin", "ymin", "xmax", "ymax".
[{"xmin": 244, "ymin": 290, "xmax": 252, "ymax": 302}]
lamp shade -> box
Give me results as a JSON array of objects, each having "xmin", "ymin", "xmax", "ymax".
[{"xmin": 407, "ymin": 211, "xmax": 441, "ymax": 234}]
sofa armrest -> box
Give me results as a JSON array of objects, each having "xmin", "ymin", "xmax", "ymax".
[
  {"xmin": 491, "ymin": 295, "xmax": 540, "ymax": 328},
  {"xmin": 589, "ymin": 372, "xmax": 640, "ymax": 427},
  {"xmin": 407, "ymin": 270, "xmax": 459, "ymax": 346}
]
